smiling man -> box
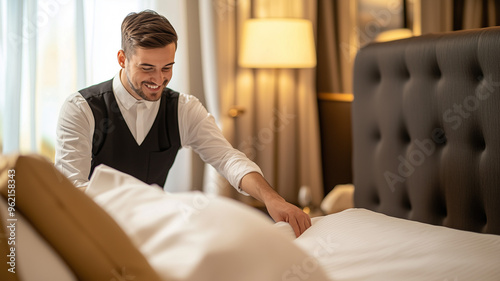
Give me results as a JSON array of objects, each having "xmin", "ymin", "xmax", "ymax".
[{"xmin": 54, "ymin": 10, "xmax": 311, "ymax": 237}]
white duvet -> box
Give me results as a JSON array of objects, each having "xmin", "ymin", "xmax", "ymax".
[
  {"xmin": 87, "ymin": 165, "xmax": 329, "ymax": 281},
  {"xmin": 87, "ymin": 165, "xmax": 500, "ymax": 281}
]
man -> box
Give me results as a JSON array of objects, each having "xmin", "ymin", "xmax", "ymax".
[{"xmin": 55, "ymin": 10, "xmax": 311, "ymax": 237}]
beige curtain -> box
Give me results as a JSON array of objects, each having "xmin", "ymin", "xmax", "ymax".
[
  {"xmin": 420, "ymin": 0, "xmax": 454, "ymax": 34},
  {"xmin": 420, "ymin": 0, "xmax": 499, "ymax": 34},
  {"xmin": 202, "ymin": 0, "xmax": 324, "ymax": 207},
  {"xmin": 314, "ymin": 0, "xmax": 356, "ymax": 196},
  {"xmin": 462, "ymin": 0, "xmax": 498, "ymax": 29},
  {"xmin": 316, "ymin": 0, "xmax": 356, "ymax": 93}
]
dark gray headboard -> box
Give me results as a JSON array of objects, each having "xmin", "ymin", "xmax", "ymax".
[{"xmin": 352, "ymin": 27, "xmax": 500, "ymax": 235}]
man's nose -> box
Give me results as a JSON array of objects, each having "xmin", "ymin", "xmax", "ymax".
[{"xmin": 150, "ymin": 69, "xmax": 164, "ymax": 84}]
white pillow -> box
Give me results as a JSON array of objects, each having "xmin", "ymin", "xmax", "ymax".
[{"xmin": 86, "ymin": 165, "xmax": 329, "ymax": 281}]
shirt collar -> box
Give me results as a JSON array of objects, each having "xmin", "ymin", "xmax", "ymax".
[{"xmin": 112, "ymin": 71, "xmax": 159, "ymax": 110}]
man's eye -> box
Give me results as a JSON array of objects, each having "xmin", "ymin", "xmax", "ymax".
[
  {"xmin": 162, "ymin": 67, "xmax": 171, "ymax": 72},
  {"xmin": 142, "ymin": 68, "xmax": 153, "ymax": 71}
]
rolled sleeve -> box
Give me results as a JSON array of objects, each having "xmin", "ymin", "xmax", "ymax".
[{"xmin": 54, "ymin": 93, "xmax": 94, "ymax": 188}]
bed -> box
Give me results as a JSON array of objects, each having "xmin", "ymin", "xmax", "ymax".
[{"xmin": 1, "ymin": 26, "xmax": 500, "ymax": 281}]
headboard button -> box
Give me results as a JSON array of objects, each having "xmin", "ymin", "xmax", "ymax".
[
  {"xmin": 432, "ymin": 128, "xmax": 447, "ymax": 145},
  {"xmin": 470, "ymin": 130, "xmax": 486, "ymax": 151},
  {"xmin": 372, "ymin": 129, "xmax": 381, "ymax": 141},
  {"xmin": 401, "ymin": 129, "xmax": 411, "ymax": 144},
  {"xmin": 478, "ymin": 138, "xmax": 486, "ymax": 151},
  {"xmin": 434, "ymin": 67, "xmax": 442, "ymax": 80}
]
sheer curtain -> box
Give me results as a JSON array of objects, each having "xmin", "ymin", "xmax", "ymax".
[
  {"xmin": 1, "ymin": 0, "xmax": 81, "ymax": 158},
  {"xmin": 0, "ymin": 0, "xmax": 200, "ymax": 191},
  {"xmin": 200, "ymin": 0, "xmax": 324, "ymax": 206},
  {"xmin": 0, "ymin": 0, "xmax": 151, "ymax": 157},
  {"xmin": 1, "ymin": 1, "xmax": 324, "ymax": 204}
]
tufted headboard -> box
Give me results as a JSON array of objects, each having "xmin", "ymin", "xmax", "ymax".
[{"xmin": 352, "ymin": 27, "xmax": 500, "ymax": 235}]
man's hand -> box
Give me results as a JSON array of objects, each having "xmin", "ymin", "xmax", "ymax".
[
  {"xmin": 240, "ymin": 172, "xmax": 312, "ymax": 237},
  {"xmin": 265, "ymin": 197, "xmax": 312, "ymax": 237}
]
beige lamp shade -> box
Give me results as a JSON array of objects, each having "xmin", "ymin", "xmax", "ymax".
[{"xmin": 239, "ymin": 18, "xmax": 317, "ymax": 68}]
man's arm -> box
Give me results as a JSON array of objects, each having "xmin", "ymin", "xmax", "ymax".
[
  {"xmin": 179, "ymin": 94, "xmax": 311, "ymax": 237},
  {"xmin": 54, "ymin": 93, "xmax": 94, "ymax": 190},
  {"xmin": 178, "ymin": 94, "xmax": 259, "ymax": 192},
  {"xmin": 239, "ymin": 172, "xmax": 311, "ymax": 237}
]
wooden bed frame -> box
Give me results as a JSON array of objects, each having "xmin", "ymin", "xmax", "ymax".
[{"xmin": 352, "ymin": 26, "xmax": 500, "ymax": 235}]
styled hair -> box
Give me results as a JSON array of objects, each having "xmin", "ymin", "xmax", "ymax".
[{"xmin": 121, "ymin": 10, "xmax": 178, "ymax": 57}]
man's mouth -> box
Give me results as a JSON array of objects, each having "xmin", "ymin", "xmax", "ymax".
[{"xmin": 144, "ymin": 83, "xmax": 160, "ymax": 90}]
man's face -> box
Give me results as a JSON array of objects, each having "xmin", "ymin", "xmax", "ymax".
[{"xmin": 118, "ymin": 43, "xmax": 176, "ymax": 101}]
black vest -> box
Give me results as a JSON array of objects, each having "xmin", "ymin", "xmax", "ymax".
[{"xmin": 80, "ymin": 79, "xmax": 181, "ymax": 187}]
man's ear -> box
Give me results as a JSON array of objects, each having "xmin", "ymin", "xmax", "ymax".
[{"xmin": 117, "ymin": 50, "xmax": 126, "ymax": 68}]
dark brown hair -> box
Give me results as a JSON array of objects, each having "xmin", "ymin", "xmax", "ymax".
[{"xmin": 121, "ymin": 10, "xmax": 178, "ymax": 57}]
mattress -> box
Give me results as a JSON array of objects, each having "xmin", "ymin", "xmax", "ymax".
[{"xmin": 285, "ymin": 208, "xmax": 500, "ymax": 281}]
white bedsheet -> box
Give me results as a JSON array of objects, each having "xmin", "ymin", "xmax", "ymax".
[{"xmin": 291, "ymin": 209, "xmax": 500, "ymax": 281}]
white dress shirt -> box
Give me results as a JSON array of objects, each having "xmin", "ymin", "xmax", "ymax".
[{"xmin": 55, "ymin": 72, "xmax": 262, "ymax": 191}]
